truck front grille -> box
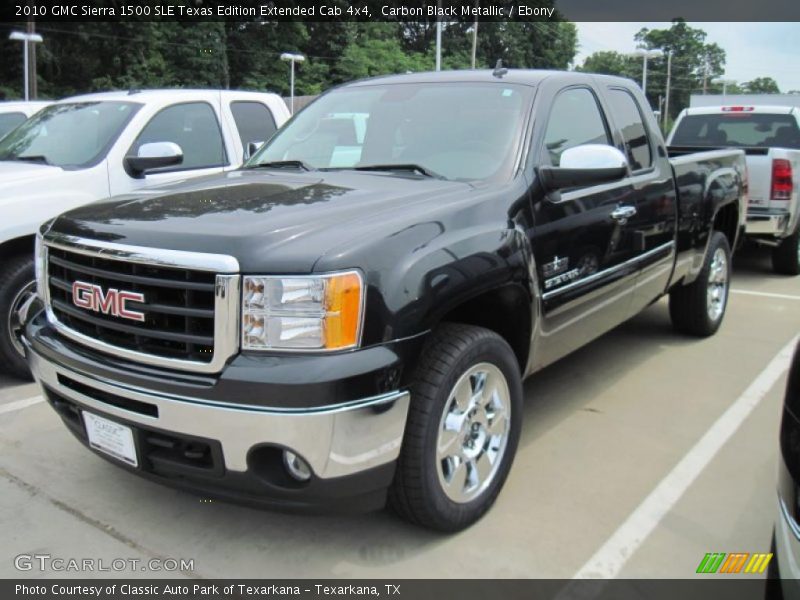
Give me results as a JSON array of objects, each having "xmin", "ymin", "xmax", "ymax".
[{"xmin": 47, "ymin": 247, "xmax": 217, "ymax": 363}]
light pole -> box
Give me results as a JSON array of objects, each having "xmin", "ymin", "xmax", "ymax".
[
  {"xmin": 470, "ymin": 0, "xmax": 479, "ymax": 69},
  {"xmin": 663, "ymin": 50, "xmax": 672, "ymax": 130},
  {"xmin": 714, "ymin": 78, "xmax": 736, "ymax": 98},
  {"xmin": 9, "ymin": 31, "xmax": 43, "ymax": 101},
  {"xmin": 630, "ymin": 49, "xmax": 662, "ymax": 97},
  {"xmin": 280, "ymin": 52, "xmax": 305, "ymax": 115},
  {"xmin": 435, "ymin": 0, "xmax": 443, "ymax": 71}
]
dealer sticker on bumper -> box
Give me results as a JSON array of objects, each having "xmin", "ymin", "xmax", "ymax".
[{"xmin": 82, "ymin": 412, "xmax": 138, "ymax": 467}]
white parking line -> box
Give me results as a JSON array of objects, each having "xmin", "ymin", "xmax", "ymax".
[
  {"xmin": 573, "ymin": 334, "xmax": 799, "ymax": 579},
  {"xmin": 732, "ymin": 289, "xmax": 800, "ymax": 301},
  {"xmin": 0, "ymin": 395, "xmax": 45, "ymax": 415}
]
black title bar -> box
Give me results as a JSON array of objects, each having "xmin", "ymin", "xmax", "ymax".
[{"xmin": 4, "ymin": 0, "xmax": 800, "ymax": 22}]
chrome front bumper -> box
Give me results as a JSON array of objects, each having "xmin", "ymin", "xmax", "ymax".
[{"xmin": 27, "ymin": 344, "xmax": 410, "ymax": 480}]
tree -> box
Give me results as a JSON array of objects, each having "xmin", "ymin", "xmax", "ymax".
[
  {"xmin": 0, "ymin": 20, "xmax": 579, "ymax": 100},
  {"xmin": 634, "ymin": 20, "xmax": 727, "ymax": 120},
  {"xmin": 577, "ymin": 51, "xmax": 640, "ymax": 80},
  {"xmin": 741, "ymin": 77, "xmax": 780, "ymax": 94}
]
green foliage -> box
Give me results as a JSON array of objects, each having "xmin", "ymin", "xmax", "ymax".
[
  {"xmin": 0, "ymin": 19, "xmax": 578, "ymax": 100},
  {"xmin": 576, "ymin": 20, "xmax": 785, "ymax": 120},
  {"xmin": 577, "ymin": 51, "xmax": 640, "ymax": 80},
  {"xmin": 741, "ymin": 77, "xmax": 780, "ymax": 94},
  {"xmin": 633, "ymin": 20, "xmax": 726, "ymax": 119}
]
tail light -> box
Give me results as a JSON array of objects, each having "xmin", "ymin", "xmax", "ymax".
[{"xmin": 771, "ymin": 159, "xmax": 793, "ymax": 201}]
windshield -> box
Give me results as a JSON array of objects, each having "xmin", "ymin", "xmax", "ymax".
[
  {"xmin": 0, "ymin": 101, "xmax": 141, "ymax": 168},
  {"xmin": 250, "ymin": 82, "xmax": 532, "ymax": 182},
  {"xmin": 671, "ymin": 113, "xmax": 800, "ymax": 149}
]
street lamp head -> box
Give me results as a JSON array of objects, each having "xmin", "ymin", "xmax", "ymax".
[
  {"xmin": 9, "ymin": 31, "xmax": 43, "ymax": 43},
  {"xmin": 630, "ymin": 49, "xmax": 662, "ymax": 58},
  {"xmin": 280, "ymin": 53, "xmax": 305, "ymax": 63}
]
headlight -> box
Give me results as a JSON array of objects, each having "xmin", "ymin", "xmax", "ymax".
[
  {"xmin": 34, "ymin": 231, "xmax": 46, "ymax": 300},
  {"xmin": 242, "ymin": 271, "xmax": 364, "ymax": 352}
]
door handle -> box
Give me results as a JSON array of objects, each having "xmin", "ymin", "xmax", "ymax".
[{"xmin": 610, "ymin": 206, "xmax": 637, "ymax": 223}]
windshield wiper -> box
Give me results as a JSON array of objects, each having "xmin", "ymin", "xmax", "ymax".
[
  {"xmin": 350, "ymin": 164, "xmax": 445, "ymax": 180},
  {"xmin": 7, "ymin": 155, "xmax": 50, "ymax": 165},
  {"xmin": 246, "ymin": 160, "xmax": 314, "ymax": 172}
]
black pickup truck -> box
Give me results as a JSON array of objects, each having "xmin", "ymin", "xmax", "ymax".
[{"xmin": 21, "ymin": 70, "xmax": 746, "ymax": 531}]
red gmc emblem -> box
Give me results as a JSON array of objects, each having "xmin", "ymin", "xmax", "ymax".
[{"xmin": 71, "ymin": 281, "xmax": 146, "ymax": 322}]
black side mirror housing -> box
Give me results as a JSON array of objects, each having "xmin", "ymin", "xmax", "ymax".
[{"xmin": 538, "ymin": 164, "xmax": 628, "ymax": 191}]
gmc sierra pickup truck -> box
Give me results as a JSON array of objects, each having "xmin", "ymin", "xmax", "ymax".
[
  {"xmin": 669, "ymin": 105, "xmax": 800, "ymax": 275},
  {"xmin": 21, "ymin": 70, "xmax": 746, "ymax": 531}
]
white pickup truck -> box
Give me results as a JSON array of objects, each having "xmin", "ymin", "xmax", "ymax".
[
  {"xmin": 668, "ymin": 105, "xmax": 800, "ymax": 275},
  {"xmin": 0, "ymin": 101, "xmax": 51, "ymax": 139},
  {"xmin": 0, "ymin": 89, "xmax": 290, "ymax": 378}
]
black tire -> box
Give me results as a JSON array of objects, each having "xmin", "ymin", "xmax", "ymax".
[
  {"xmin": 0, "ymin": 255, "xmax": 35, "ymax": 380},
  {"xmin": 669, "ymin": 231, "xmax": 731, "ymax": 337},
  {"xmin": 388, "ymin": 323, "xmax": 523, "ymax": 531},
  {"xmin": 765, "ymin": 530, "xmax": 783, "ymax": 600},
  {"xmin": 772, "ymin": 226, "xmax": 800, "ymax": 276}
]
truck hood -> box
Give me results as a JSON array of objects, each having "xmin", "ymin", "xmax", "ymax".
[{"xmin": 50, "ymin": 169, "xmax": 473, "ymax": 273}]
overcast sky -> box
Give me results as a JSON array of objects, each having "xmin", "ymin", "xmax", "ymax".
[{"xmin": 574, "ymin": 22, "xmax": 800, "ymax": 92}]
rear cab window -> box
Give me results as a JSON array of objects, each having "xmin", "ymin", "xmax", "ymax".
[
  {"xmin": 230, "ymin": 101, "xmax": 277, "ymax": 153},
  {"xmin": 672, "ymin": 112, "xmax": 800, "ymax": 149}
]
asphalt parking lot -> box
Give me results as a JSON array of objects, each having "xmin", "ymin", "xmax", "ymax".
[{"xmin": 1, "ymin": 246, "xmax": 798, "ymax": 580}]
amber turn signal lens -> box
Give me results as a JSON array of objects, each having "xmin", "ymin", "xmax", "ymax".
[{"xmin": 324, "ymin": 272, "xmax": 363, "ymax": 350}]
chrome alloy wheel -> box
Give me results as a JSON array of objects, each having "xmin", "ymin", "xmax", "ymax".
[
  {"xmin": 706, "ymin": 247, "xmax": 729, "ymax": 322},
  {"xmin": 435, "ymin": 362, "xmax": 511, "ymax": 504},
  {"xmin": 7, "ymin": 280, "xmax": 36, "ymax": 358}
]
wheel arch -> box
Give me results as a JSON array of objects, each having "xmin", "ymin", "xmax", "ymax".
[
  {"xmin": 0, "ymin": 234, "xmax": 35, "ymax": 262},
  {"xmin": 433, "ymin": 282, "xmax": 533, "ymax": 374}
]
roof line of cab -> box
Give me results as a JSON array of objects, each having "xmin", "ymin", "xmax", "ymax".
[
  {"xmin": 57, "ymin": 88, "xmax": 282, "ymax": 103},
  {"xmin": 345, "ymin": 68, "xmax": 636, "ymax": 89}
]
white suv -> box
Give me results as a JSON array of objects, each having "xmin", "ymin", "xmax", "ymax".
[{"xmin": 0, "ymin": 89, "xmax": 290, "ymax": 378}]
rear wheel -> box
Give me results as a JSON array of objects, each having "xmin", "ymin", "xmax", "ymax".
[
  {"xmin": 669, "ymin": 231, "xmax": 731, "ymax": 337},
  {"xmin": 0, "ymin": 255, "xmax": 35, "ymax": 380},
  {"xmin": 389, "ymin": 323, "xmax": 522, "ymax": 531},
  {"xmin": 772, "ymin": 226, "xmax": 800, "ymax": 276}
]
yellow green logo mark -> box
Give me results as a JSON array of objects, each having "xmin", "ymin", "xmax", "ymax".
[{"xmin": 696, "ymin": 552, "xmax": 773, "ymax": 574}]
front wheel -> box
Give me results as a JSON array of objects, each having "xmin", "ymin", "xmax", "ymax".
[
  {"xmin": 0, "ymin": 255, "xmax": 36, "ymax": 380},
  {"xmin": 772, "ymin": 226, "xmax": 800, "ymax": 276},
  {"xmin": 669, "ymin": 231, "xmax": 731, "ymax": 337},
  {"xmin": 388, "ymin": 323, "xmax": 522, "ymax": 531}
]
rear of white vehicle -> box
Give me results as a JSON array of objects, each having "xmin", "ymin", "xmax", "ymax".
[{"xmin": 668, "ymin": 105, "xmax": 800, "ymax": 275}]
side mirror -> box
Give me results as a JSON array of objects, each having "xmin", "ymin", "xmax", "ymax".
[
  {"xmin": 245, "ymin": 141, "xmax": 265, "ymax": 160},
  {"xmin": 538, "ymin": 144, "xmax": 628, "ymax": 192},
  {"xmin": 124, "ymin": 142, "xmax": 183, "ymax": 178}
]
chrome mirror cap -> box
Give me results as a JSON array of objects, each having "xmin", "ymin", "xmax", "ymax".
[{"xmin": 559, "ymin": 144, "xmax": 628, "ymax": 170}]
